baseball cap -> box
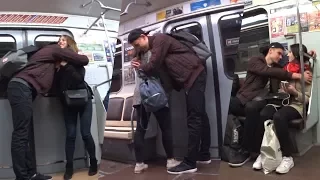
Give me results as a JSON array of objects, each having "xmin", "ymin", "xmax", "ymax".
[
  {"xmin": 269, "ymin": 42, "xmax": 285, "ymax": 50},
  {"xmin": 128, "ymin": 28, "xmax": 149, "ymax": 44}
]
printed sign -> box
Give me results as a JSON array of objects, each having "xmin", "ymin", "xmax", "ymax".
[
  {"xmin": 124, "ymin": 42, "xmax": 135, "ymax": 63},
  {"xmin": 190, "ymin": 0, "xmax": 221, "ymax": 12},
  {"xmin": 270, "ymin": 17, "xmax": 284, "ymax": 38},
  {"xmin": 308, "ymin": 11, "xmax": 320, "ymax": 32},
  {"xmin": 156, "ymin": 6, "xmax": 183, "ymax": 21},
  {"xmin": 123, "ymin": 65, "xmax": 135, "ymax": 86},
  {"xmin": 78, "ymin": 43, "xmax": 106, "ymax": 63},
  {"xmin": 226, "ymin": 37, "xmax": 240, "ymax": 46},
  {"xmin": 0, "ymin": 14, "xmax": 68, "ymax": 24}
]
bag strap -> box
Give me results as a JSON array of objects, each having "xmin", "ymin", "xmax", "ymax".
[{"xmin": 264, "ymin": 120, "xmax": 273, "ymax": 128}]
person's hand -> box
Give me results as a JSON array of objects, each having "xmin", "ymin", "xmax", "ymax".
[
  {"xmin": 131, "ymin": 58, "xmax": 141, "ymax": 69},
  {"xmin": 309, "ymin": 50, "xmax": 317, "ymax": 58},
  {"xmin": 304, "ymin": 71, "xmax": 312, "ymax": 84},
  {"xmin": 60, "ymin": 61, "xmax": 67, "ymax": 66},
  {"xmin": 284, "ymin": 84, "xmax": 298, "ymax": 96}
]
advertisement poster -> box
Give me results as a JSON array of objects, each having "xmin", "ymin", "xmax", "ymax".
[
  {"xmin": 124, "ymin": 42, "xmax": 135, "ymax": 63},
  {"xmin": 123, "ymin": 65, "xmax": 135, "ymax": 85},
  {"xmin": 190, "ymin": 0, "xmax": 221, "ymax": 12},
  {"xmin": 78, "ymin": 43, "xmax": 106, "ymax": 63},
  {"xmin": 104, "ymin": 41, "xmax": 116, "ymax": 63},
  {"xmin": 270, "ymin": 17, "xmax": 284, "ymax": 38},
  {"xmin": 308, "ymin": 11, "xmax": 320, "ymax": 32},
  {"xmin": 156, "ymin": 6, "xmax": 183, "ymax": 21}
]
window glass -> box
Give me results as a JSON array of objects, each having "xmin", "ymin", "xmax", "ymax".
[
  {"xmin": 0, "ymin": 35, "xmax": 16, "ymax": 58},
  {"xmin": 236, "ymin": 9, "xmax": 269, "ymax": 73},
  {"xmin": 109, "ymin": 39, "xmax": 122, "ymax": 93},
  {"xmin": 171, "ymin": 23, "xmax": 203, "ymax": 41},
  {"xmin": 35, "ymin": 35, "xmax": 60, "ymax": 47},
  {"xmin": 218, "ymin": 13, "xmax": 242, "ymax": 77}
]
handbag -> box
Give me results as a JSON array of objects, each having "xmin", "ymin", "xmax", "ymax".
[
  {"xmin": 260, "ymin": 120, "xmax": 282, "ymax": 174},
  {"xmin": 264, "ymin": 92, "xmax": 290, "ymax": 106},
  {"xmin": 63, "ymin": 89, "xmax": 89, "ymax": 107}
]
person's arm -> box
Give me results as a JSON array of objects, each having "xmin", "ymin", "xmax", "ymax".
[
  {"xmin": 52, "ymin": 46, "xmax": 89, "ymax": 66},
  {"xmin": 247, "ymin": 57, "xmax": 293, "ymax": 80},
  {"xmin": 140, "ymin": 34, "xmax": 171, "ymax": 73},
  {"xmin": 294, "ymin": 82, "xmax": 311, "ymax": 104}
]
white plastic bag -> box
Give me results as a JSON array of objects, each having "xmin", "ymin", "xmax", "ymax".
[{"xmin": 260, "ymin": 120, "xmax": 282, "ymax": 174}]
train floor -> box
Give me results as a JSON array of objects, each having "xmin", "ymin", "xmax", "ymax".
[
  {"xmin": 98, "ymin": 158, "xmax": 220, "ymax": 180},
  {"xmin": 218, "ymin": 146, "xmax": 320, "ymax": 180}
]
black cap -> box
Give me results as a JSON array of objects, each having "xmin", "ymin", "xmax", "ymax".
[
  {"xmin": 128, "ymin": 28, "xmax": 149, "ymax": 44},
  {"xmin": 269, "ymin": 42, "xmax": 285, "ymax": 50}
]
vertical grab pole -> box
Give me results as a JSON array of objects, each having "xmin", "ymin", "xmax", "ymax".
[
  {"xmin": 296, "ymin": 1, "xmax": 306, "ymax": 123},
  {"xmin": 100, "ymin": 9, "xmax": 115, "ymax": 88}
]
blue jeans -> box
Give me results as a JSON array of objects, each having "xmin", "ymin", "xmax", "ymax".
[{"xmin": 63, "ymin": 100, "xmax": 96, "ymax": 163}]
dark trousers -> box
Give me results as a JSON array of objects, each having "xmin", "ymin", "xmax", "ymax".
[
  {"xmin": 7, "ymin": 81, "xmax": 37, "ymax": 180},
  {"xmin": 260, "ymin": 105, "xmax": 301, "ymax": 156},
  {"xmin": 184, "ymin": 70, "xmax": 208, "ymax": 166},
  {"xmin": 134, "ymin": 105, "xmax": 173, "ymax": 162},
  {"xmin": 63, "ymin": 100, "xmax": 96, "ymax": 164},
  {"xmin": 229, "ymin": 97, "xmax": 267, "ymax": 153},
  {"xmin": 199, "ymin": 112, "xmax": 211, "ymax": 159}
]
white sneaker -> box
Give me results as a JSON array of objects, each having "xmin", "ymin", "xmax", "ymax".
[
  {"xmin": 167, "ymin": 159, "xmax": 181, "ymax": 169},
  {"xmin": 276, "ymin": 157, "xmax": 294, "ymax": 174},
  {"xmin": 252, "ymin": 155, "xmax": 262, "ymax": 170},
  {"xmin": 134, "ymin": 163, "xmax": 148, "ymax": 174}
]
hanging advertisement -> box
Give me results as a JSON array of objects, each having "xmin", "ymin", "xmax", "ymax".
[
  {"xmin": 190, "ymin": 0, "xmax": 221, "ymax": 12},
  {"xmin": 308, "ymin": 11, "xmax": 320, "ymax": 32},
  {"xmin": 78, "ymin": 43, "xmax": 106, "ymax": 63},
  {"xmin": 270, "ymin": 17, "xmax": 284, "ymax": 38},
  {"xmin": 124, "ymin": 42, "xmax": 135, "ymax": 63},
  {"xmin": 123, "ymin": 65, "xmax": 135, "ymax": 86},
  {"xmin": 156, "ymin": 6, "xmax": 183, "ymax": 21}
]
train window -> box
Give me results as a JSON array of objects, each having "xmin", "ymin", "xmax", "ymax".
[
  {"xmin": 218, "ymin": 13, "xmax": 242, "ymax": 77},
  {"xmin": 34, "ymin": 35, "xmax": 60, "ymax": 47},
  {"xmin": 171, "ymin": 22, "xmax": 203, "ymax": 41},
  {"xmin": 237, "ymin": 8, "xmax": 269, "ymax": 73},
  {"xmin": 0, "ymin": 35, "xmax": 16, "ymax": 58},
  {"xmin": 109, "ymin": 38, "xmax": 122, "ymax": 93}
]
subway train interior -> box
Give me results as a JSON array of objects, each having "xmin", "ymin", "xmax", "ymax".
[{"xmin": 1, "ymin": 0, "xmax": 320, "ymax": 180}]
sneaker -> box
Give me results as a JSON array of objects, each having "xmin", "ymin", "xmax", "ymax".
[
  {"xmin": 252, "ymin": 155, "xmax": 262, "ymax": 170},
  {"xmin": 167, "ymin": 161, "xmax": 197, "ymax": 175},
  {"xmin": 228, "ymin": 149, "xmax": 251, "ymax": 167},
  {"xmin": 167, "ymin": 159, "xmax": 181, "ymax": 169},
  {"xmin": 197, "ymin": 157, "xmax": 212, "ymax": 165},
  {"xmin": 134, "ymin": 163, "xmax": 148, "ymax": 174},
  {"xmin": 30, "ymin": 173, "xmax": 52, "ymax": 180},
  {"xmin": 276, "ymin": 157, "xmax": 294, "ymax": 174}
]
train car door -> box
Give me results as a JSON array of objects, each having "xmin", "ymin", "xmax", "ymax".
[{"xmin": 0, "ymin": 30, "xmax": 24, "ymax": 178}]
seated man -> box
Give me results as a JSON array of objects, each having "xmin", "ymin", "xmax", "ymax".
[
  {"xmin": 228, "ymin": 42, "xmax": 312, "ymax": 167},
  {"xmin": 6, "ymin": 43, "xmax": 89, "ymax": 180}
]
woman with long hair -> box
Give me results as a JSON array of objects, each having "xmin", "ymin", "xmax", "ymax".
[{"xmin": 56, "ymin": 35, "xmax": 98, "ymax": 179}]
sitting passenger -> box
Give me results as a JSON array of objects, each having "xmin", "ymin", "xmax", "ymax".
[
  {"xmin": 228, "ymin": 43, "xmax": 312, "ymax": 167},
  {"xmin": 56, "ymin": 35, "xmax": 97, "ymax": 179},
  {"xmin": 253, "ymin": 44, "xmax": 313, "ymax": 174},
  {"xmin": 131, "ymin": 46, "xmax": 180, "ymax": 174}
]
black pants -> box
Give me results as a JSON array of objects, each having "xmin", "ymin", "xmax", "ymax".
[
  {"xmin": 229, "ymin": 97, "xmax": 267, "ymax": 153},
  {"xmin": 7, "ymin": 81, "xmax": 37, "ymax": 180},
  {"xmin": 63, "ymin": 100, "xmax": 96, "ymax": 164},
  {"xmin": 260, "ymin": 105, "xmax": 301, "ymax": 156},
  {"xmin": 184, "ymin": 70, "xmax": 208, "ymax": 166},
  {"xmin": 199, "ymin": 112, "xmax": 211, "ymax": 159},
  {"xmin": 134, "ymin": 105, "xmax": 173, "ymax": 163}
]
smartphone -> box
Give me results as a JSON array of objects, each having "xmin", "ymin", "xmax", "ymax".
[{"xmin": 281, "ymin": 81, "xmax": 289, "ymax": 89}]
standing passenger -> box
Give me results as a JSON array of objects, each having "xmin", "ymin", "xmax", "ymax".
[
  {"xmin": 7, "ymin": 42, "xmax": 89, "ymax": 180},
  {"xmin": 128, "ymin": 28, "xmax": 208, "ymax": 174},
  {"xmin": 56, "ymin": 35, "xmax": 98, "ymax": 179}
]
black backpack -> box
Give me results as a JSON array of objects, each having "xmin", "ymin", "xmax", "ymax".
[{"xmin": 167, "ymin": 31, "xmax": 212, "ymax": 63}]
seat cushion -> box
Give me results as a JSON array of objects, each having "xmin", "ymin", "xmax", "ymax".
[
  {"xmin": 106, "ymin": 97, "xmax": 124, "ymax": 121},
  {"xmin": 123, "ymin": 96, "xmax": 136, "ymax": 121}
]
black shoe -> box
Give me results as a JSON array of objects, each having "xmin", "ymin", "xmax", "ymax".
[
  {"xmin": 167, "ymin": 161, "xmax": 197, "ymax": 175},
  {"xmin": 88, "ymin": 158, "xmax": 98, "ymax": 176},
  {"xmin": 196, "ymin": 156, "xmax": 212, "ymax": 165},
  {"xmin": 30, "ymin": 173, "xmax": 52, "ymax": 180},
  {"xmin": 228, "ymin": 149, "xmax": 251, "ymax": 167},
  {"xmin": 63, "ymin": 163, "xmax": 73, "ymax": 180}
]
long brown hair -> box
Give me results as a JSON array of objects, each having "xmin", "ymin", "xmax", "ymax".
[{"xmin": 59, "ymin": 35, "xmax": 79, "ymax": 53}]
